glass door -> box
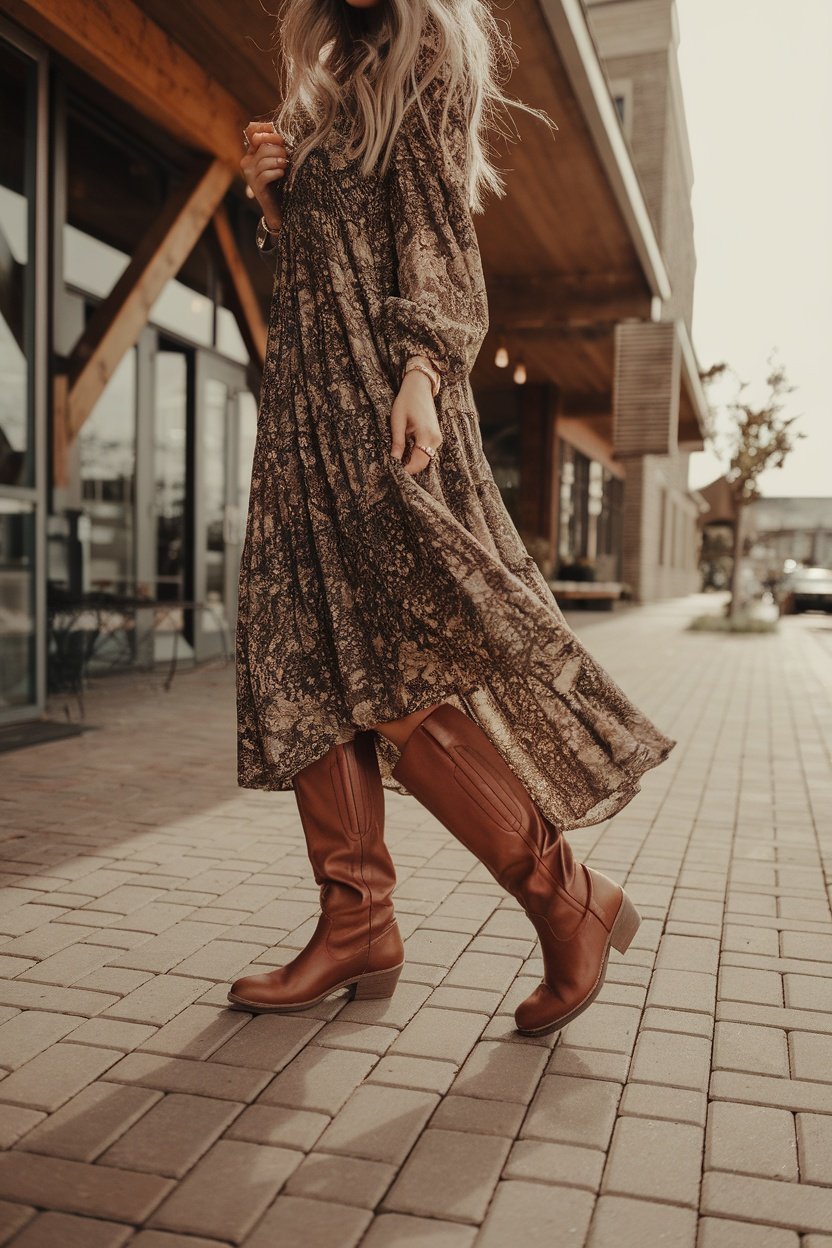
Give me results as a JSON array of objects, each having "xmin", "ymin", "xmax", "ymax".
[{"xmin": 193, "ymin": 354, "xmax": 255, "ymax": 661}]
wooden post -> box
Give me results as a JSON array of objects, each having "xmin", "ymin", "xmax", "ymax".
[{"xmin": 52, "ymin": 373, "xmax": 69, "ymax": 490}]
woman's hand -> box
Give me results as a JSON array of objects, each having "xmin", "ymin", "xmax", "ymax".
[
  {"xmin": 241, "ymin": 122, "xmax": 292, "ymax": 230},
  {"xmin": 390, "ymin": 363, "xmax": 444, "ymax": 476}
]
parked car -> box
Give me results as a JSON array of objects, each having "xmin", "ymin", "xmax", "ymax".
[{"xmin": 778, "ymin": 566, "xmax": 832, "ymax": 614}]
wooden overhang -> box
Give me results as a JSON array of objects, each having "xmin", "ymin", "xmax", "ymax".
[
  {"xmin": 6, "ymin": 0, "xmax": 708, "ymax": 471},
  {"xmin": 474, "ymin": 0, "xmax": 706, "ymax": 449}
]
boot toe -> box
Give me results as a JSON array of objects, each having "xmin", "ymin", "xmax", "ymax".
[
  {"xmin": 228, "ymin": 972, "xmax": 277, "ymax": 1005},
  {"xmin": 514, "ymin": 981, "xmax": 566, "ymax": 1034}
]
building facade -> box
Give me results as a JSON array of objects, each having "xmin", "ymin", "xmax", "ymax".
[
  {"xmin": 583, "ymin": 0, "xmax": 705, "ymax": 601},
  {"xmin": 461, "ymin": 0, "xmax": 709, "ymax": 601}
]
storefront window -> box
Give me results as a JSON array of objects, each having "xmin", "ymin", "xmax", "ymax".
[
  {"xmin": 0, "ymin": 41, "xmax": 35, "ymax": 489},
  {"xmin": 0, "ymin": 499, "xmax": 35, "ymax": 708},
  {"xmin": 154, "ymin": 349, "xmax": 188, "ymax": 601},
  {"xmin": 204, "ymin": 377, "xmax": 228, "ymax": 623},
  {"xmin": 63, "ymin": 224, "xmax": 129, "ymax": 299},
  {"xmin": 150, "ymin": 279, "xmax": 213, "ymax": 348},
  {"xmin": 0, "ymin": 35, "xmax": 40, "ymax": 716},
  {"xmin": 216, "ymin": 307, "xmax": 249, "ymax": 364},
  {"xmin": 557, "ymin": 441, "xmax": 622, "ymax": 579},
  {"xmin": 558, "ymin": 442, "xmax": 589, "ymax": 570}
]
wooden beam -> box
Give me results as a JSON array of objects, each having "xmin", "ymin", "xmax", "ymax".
[
  {"xmin": 507, "ymin": 322, "xmax": 618, "ymax": 342},
  {"xmin": 487, "ymin": 274, "xmax": 650, "ymax": 328},
  {"xmin": 557, "ymin": 414, "xmax": 621, "ymax": 477},
  {"xmin": 211, "ymin": 207, "xmax": 267, "ymax": 369},
  {"xmin": 4, "ymin": 0, "xmax": 247, "ymax": 169},
  {"xmin": 66, "ymin": 159, "xmax": 233, "ymax": 442},
  {"xmin": 559, "ymin": 395, "xmax": 613, "ymax": 418}
]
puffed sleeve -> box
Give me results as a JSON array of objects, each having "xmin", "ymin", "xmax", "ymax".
[{"xmin": 379, "ymin": 71, "xmax": 490, "ymax": 389}]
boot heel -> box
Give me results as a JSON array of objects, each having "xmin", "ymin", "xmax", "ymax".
[
  {"xmin": 610, "ymin": 891, "xmax": 641, "ymax": 954},
  {"xmin": 350, "ymin": 962, "xmax": 404, "ymax": 1000}
]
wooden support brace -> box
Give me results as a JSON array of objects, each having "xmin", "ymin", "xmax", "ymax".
[
  {"xmin": 64, "ymin": 159, "xmax": 234, "ymax": 446},
  {"xmin": 211, "ymin": 207, "xmax": 268, "ymax": 369}
]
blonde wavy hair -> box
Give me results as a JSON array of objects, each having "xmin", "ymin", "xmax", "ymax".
[{"xmin": 271, "ymin": 0, "xmax": 557, "ymax": 213}]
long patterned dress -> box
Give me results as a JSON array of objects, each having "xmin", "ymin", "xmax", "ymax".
[{"xmin": 236, "ymin": 56, "xmax": 676, "ymax": 832}]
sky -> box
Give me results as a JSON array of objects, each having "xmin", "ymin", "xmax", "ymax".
[{"xmin": 675, "ymin": 0, "xmax": 832, "ymax": 496}]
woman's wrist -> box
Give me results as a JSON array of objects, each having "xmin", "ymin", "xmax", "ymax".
[
  {"xmin": 403, "ymin": 355, "xmax": 441, "ymax": 398},
  {"xmin": 256, "ymin": 215, "xmax": 280, "ymax": 252}
]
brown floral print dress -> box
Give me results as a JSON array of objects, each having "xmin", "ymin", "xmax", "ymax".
[{"xmin": 236, "ymin": 56, "xmax": 676, "ymax": 832}]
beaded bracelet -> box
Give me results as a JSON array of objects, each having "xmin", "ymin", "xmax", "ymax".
[{"xmin": 403, "ymin": 359, "xmax": 441, "ymax": 399}]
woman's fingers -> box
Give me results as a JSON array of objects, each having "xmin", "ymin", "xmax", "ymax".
[
  {"xmin": 402, "ymin": 445, "xmax": 434, "ymax": 476},
  {"xmin": 240, "ymin": 136, "xmax": 292, "ymax": 203},
  {"xmin": 389, "ymin": 404, "xmax": 408, "ymax": 462},
  {"xmin": 246, "ymin": 132, "xmax": 293, "ymax": 160},
  {"xmin": 241, "ymin": 124, "xmax": 292, "ymax": 183},
  {"xmin": 389, "ymin": 396, "xmax": 442, "ymax": 476},
  {"xmin": 402, "ymin": 426, "xmax": 442, "ymax": 475},
  {"xmin": 253, "ymin": 147, "xmax": 289, "ymax": 166},
  {"xmin": 244, "ymin": 121, "xmax": 290, "ymax": 145}
]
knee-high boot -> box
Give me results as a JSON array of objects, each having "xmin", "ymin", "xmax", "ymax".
[
  {"xmin": 391, "ymin": 703, "xmax": 641, "ymax": 1036},
  {"xmin": 228, "ymin": 730, "xmax": 405, "ymax": 1011}
]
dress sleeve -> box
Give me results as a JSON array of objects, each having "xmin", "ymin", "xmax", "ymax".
[{"xmin": 379, "ymin": 73, "xmax": 490, "ymax": 389}]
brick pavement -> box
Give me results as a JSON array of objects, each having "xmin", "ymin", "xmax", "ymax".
[{"xmin": 0, "ymin": 593, "xmax": 830, "ymax": 1247}]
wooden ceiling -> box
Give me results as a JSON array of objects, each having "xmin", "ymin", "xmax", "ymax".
[
  {"xmin": 136, "ymin": 1, "xmax": 649, "ymax": 287},
  {"xmin": 135, "ymin": 0, "xmax": 280, "ymax": 119},
  {"xmin": 132, "ymin": 0, "xmax": 654, "ymax": 395}
]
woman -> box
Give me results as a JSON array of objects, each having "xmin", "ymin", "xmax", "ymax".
[{"xmin": 230, "ymin": 0, "xmax": 676, "ymax": 1036}]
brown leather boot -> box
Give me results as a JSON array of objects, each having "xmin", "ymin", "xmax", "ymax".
[
  {"xmin": 228, "ymin": 731, "xmax": 404, "ymax": 1012},
  {"xmin": 391, "ymin": 703, "xmax": 641, "ymax": 1036}
]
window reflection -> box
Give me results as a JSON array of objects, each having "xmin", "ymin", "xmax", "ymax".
[
  {"xmin": 204, "ymin": 379, "xmax": 228, "ymax": 630},
  {"xmin": 216, "ymin": 307, "xmax": 249, "ymax": 364},
  {"xmin": 0, "ymin": 499, "xmax": 35, "ymax": 709},
  {"xmin": 154, "ymin": 351, "xmax": 187, "ymax": 601},
  {"xmin": 149, "ymin": 279, "xmax": 213, "ymax": 347},
  {"xmin": 0, "ymin": 43, "xmax": 34, "ymax": 489},
  {"xmin": 557, "ymin": 441, "xmax": 623, "ymax": 580},
  {"xmin": 63, "ymin": 224, "xmax": 129, "ymax": 299},
  {"xmin": 79, "ymin": 350, "xmax": 137, "ymax": 592}
]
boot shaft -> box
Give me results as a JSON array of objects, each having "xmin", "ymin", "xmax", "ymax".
[{"xmin": 293, "ymin": 731, "xmax": 398, "ymax": 941}]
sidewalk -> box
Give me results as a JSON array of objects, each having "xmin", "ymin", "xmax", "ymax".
[{"xmin": 1, "ymin": 593, "xmax": 831, "ymax": 1247}]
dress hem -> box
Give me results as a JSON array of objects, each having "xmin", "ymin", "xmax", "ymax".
[
  {"xmin": 237, "ymin": 679, "xmax": 677, "ymax": 836},
  {"xmin": 237, "ymin": 678, "xmax": 484, "ymax": 792}
]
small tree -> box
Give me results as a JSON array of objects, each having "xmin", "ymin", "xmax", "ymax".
[{"xmin": 700, "ymin": 354, "xmax": 803, "ymax": 619}]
